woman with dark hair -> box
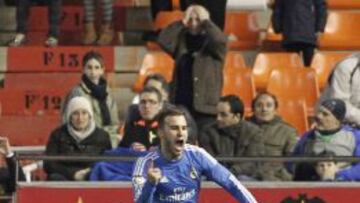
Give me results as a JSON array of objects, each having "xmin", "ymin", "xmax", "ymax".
[
  {"xmin": 45, "ymin": 97, "xmax": 111, "ymax": 181},
  {"xmin": 248, "ymin": 92, "xmax": 297, "ymax": 181},
  {"xmin": 62, "ymin": 51, "xmax": 119, "ymax": 148}
]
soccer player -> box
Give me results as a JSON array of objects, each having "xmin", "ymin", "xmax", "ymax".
[{"xmin": 132, "ymin": 107, "xmax": 258, "ymax": 203}]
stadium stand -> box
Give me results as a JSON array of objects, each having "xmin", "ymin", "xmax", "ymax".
[
  {"xmin": 266, "ymin": 67, "xmax": 320, "ymax": 116},
  {"xmin": 222, "ymin": 67, "xmax": 256, "ymax": 117},
  {"xmin": 132, "ymin": 51, "xmax": 174, "ymax": 92},
  {"xmin": 252, "ymin": 52, "xmax": 303, "ymax": 90},
  {"xmin": 224, "ymin": 11, "xmax": 260, "ymax": 50},
  {"xmin": 277, "ymin": 99, "xmax": 309, "ymax": 135},
  {"xmin": 310, "ymin": 51, "xmax": 351, "ymax": 90},
  {"xmin": 318, "ymin": 11, "xmax": 360, "ymax": 50},
  {"xmin": 327, "ymin": 0, "xmax": 360, "ymax": 9}
]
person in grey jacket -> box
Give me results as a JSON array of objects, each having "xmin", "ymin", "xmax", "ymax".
[
  {"xmin": 272, "ymin": 0, "xmax": 327, "ymax": 66},
  {"xmin": 248, "ymin": 92, "xmax": 298, "ymax": 181},
  {"xmin": 158, "ymin": 5, "xmax": 227, "ymax": 131},
  {"xmin": 199, "ymin": 95, "xmax": 265, "ymax": 180},
  {"xmin": 317, "ymin": 53, "xmax": 360, "ymax": 128},
  {"xmin": 62, "ymin": 51, "xmax": 120, "ymax": 148}
]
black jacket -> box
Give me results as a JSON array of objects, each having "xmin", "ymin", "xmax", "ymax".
[
  {"xmin": 44, "ymin": 125, "xmax": 112, "ymax": 180},
  {"xmin": 0, "ymin": 154, "xmax": 25, "ymax": 194},
  {"xmin": 272, "ymin": 0, "xmax": 327, "ymax": 46}
]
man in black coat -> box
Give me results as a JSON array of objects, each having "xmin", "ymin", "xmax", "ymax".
[{"xmin": 272, "ymin": 0, "xmax": 327, "ymax": 66}]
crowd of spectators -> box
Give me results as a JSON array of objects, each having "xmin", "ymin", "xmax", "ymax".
[{"xmin": 1, "ymin": 1, "xmax": 360, "ymax": 199}]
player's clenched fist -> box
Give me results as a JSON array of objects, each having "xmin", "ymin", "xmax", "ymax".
[{"xmin": 147, "ymin": 160, "xmax": 162, "ymax": 184}]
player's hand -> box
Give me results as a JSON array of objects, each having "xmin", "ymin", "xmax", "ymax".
[
  {"xmin": 147, "ymin": 160, "xmax": 162, "ymax": 184},
  {"xmin": 131, "ymin": 142, "xmax": 147, "ymax": 152},
  {"xmin": 74, "ymin": 168, "xmax": 91, "ymax": 181},
  {"xmin": 0, "ymin": 136, "xmax": 11, "ymax": 156}
]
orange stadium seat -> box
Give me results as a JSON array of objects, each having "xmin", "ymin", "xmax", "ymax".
[
  {"xmin": 153, "ymin": 10, "xmax": 184, "ymax": 31},
  {"xmin": 252, "ymin": 52, "xmax": 303, "ymax": 90},
  {"xmin": 222, "ymin": 68, "xmax": 256, "ymax": 116},
  {"xmin": 266, "ymin": 68, "xmax": 320, "ymax": 116},
  {"xmin": 277, "ymin": 99, "xmax": 309, "ymax": 135},
  {"xmin": 224, "ymin": 11, "xmax": 260, "ymax": 50},
  {"xmin": 327, "ymin": 0, "xmax": 360, "ymax": 9},
  {"xmin": 172, "ymin": 0, "xmax": 181, "ymax": 9},
  {"xmin": 0, "ymin": 115, "xmax": 60, "ymax": 146},
  {"xmin": 133, "ymin": 52, "xmax": 174, "ymax": 92},
  {"xmin": 310, "ymin": 52, "xmax": 351, "ymax": 90},
  {"xmin": 224, "ymin": 51, "xmax": 247, "ymax": 73},
  {"xmin": 147, "ymin": 10, "xmax": 184, "ymax": 50},
  {"xmin": 319, "ymin": 11, "xmax": 360, "ymax": 50}
]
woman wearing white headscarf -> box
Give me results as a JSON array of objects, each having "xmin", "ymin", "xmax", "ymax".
[{"xmin": 44, "ymin": 96, "xmax": 112, "ymax": 181}]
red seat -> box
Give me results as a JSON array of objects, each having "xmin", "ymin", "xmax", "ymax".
[
  {"xmin": 222, "ymin": 68, "xmax": 256, "ymax": 116},
  {"xmin": 310, "ymin": 52, "xmax": 351, "ymax": 90},
  {"xmin": 252, "ymin": 52, "xmax": 303, "ymax": 90},
  {"xmin": 266, "ymin": 68, "xmax": 320, "ymax": 116},
  {"xmin": 319, "ymin": 11, "xmax": 360, "ymax": 50},
  {"xmin": 224, "ymin": 11, "xmax": 260, "ymax": 50},
  {"xmin": 224, "ymin": 51, "xmax": 247, "ymax": 73},
  {"xmin": 277, "ymin": 99, "xmax": 309, "ymax": 135},
  {"xmin": 133, "ymin": 52, "xmax": 174, "ymax": 92},
  {"xmin": 0, "ymin": 115, "xmax": 60, "ymax": 146},
  {"xmin": 327, "ymin": 0, "xmax": 360, "ymax": 9}
]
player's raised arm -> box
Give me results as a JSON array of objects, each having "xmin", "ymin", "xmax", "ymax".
[
  {"xmin": 132, "ymin": 155, "xmax": 159, "ymax": 203},
  {"xmin": 196, "ymin": 147, "xmax": 258, "ymax": 203}
]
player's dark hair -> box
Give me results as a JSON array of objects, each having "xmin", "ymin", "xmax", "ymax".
[{"xmin": 158, "ymin": 107, "xmax": 186, "ymax": 129}]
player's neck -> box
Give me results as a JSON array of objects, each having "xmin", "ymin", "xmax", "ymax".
[{"xmin": 160, "ymin": 146, "xmax": 182, "ymax": 161}]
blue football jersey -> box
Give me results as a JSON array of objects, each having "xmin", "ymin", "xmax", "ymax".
[{"xmin": 132, "ymin": 144, "xmax": 257, "ymax": 203}]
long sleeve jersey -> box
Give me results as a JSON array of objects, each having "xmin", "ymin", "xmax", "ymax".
[{"xmin": 132, "ymin": 144, "xmax": 257, "ymax": 203}]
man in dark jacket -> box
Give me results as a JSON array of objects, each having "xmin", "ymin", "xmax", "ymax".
[
  {"xmin": 272, "ymin": 0, "xmax": 327, "ymax": 66},
  {"xmin": 119, "ymin": 87, "xmax": 164, "ymax": 151},
  {"xmin": 199, "ymin": 95, "xmax": 265, "ymax": 180},
  {"xmin": 158, "ymin": 5, "xmax": 227, "ymax": 131}
]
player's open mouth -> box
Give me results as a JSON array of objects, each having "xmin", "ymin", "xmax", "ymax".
[{"xmin": 175, "ymin": 139, "xmax": 185, "ymax": 146}]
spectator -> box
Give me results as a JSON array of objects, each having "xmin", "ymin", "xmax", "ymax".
[
  {"xmin": 62, "ymin": 51, "xmax": 120, "ymax": 148},
  {"xmin": 7, "ymin": 0, "xmax": 62, "ymax": 47},
  {"xmin": 0, "ymin": 137, "xmax": 25, "ymax": 195},
  {"xmin": 119, "ymin": 87, "xmax": 163, "ymax": 151},
  {"xmin": 151, "ymin": 0, "xmax": 227, "ymax": 30},
  {"xmin": 318, "ymin": 53, "xmax": 360, "ymax": 128},
  {"xmin": 271, "ymin": 0, "xmax": 327, "ymax": 66},
  {"xmin": 44, "ymin": 97, "xmax": 112, "ymax": 181},
  {"xmin": 129, "ymin": 74, "xmax": 198, "ymax": 145},
  {"xmin": 292, "ymin": 98, "xmax": 360, "ymax": 181},
  {"xmin": 199, "ymin": 95, "xmax": 265, "ymax": 180},
  {"xmin": 314, "ymin": 151, "xmax": 339, "ymax": 181},
  {"xmin": 248, "ymin": 92, "xmax": 297, "ymax": 181},
  {"xmin": 132, "ymin": 73, "xmax": 169, "ymax": 104},
  {"xmin": 82, "ymin": 0, "xmax": 114, "ymax": 45},
  {"xmin": 158, "ymin": 5, "xmax": 227, "ymax": 131}
]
